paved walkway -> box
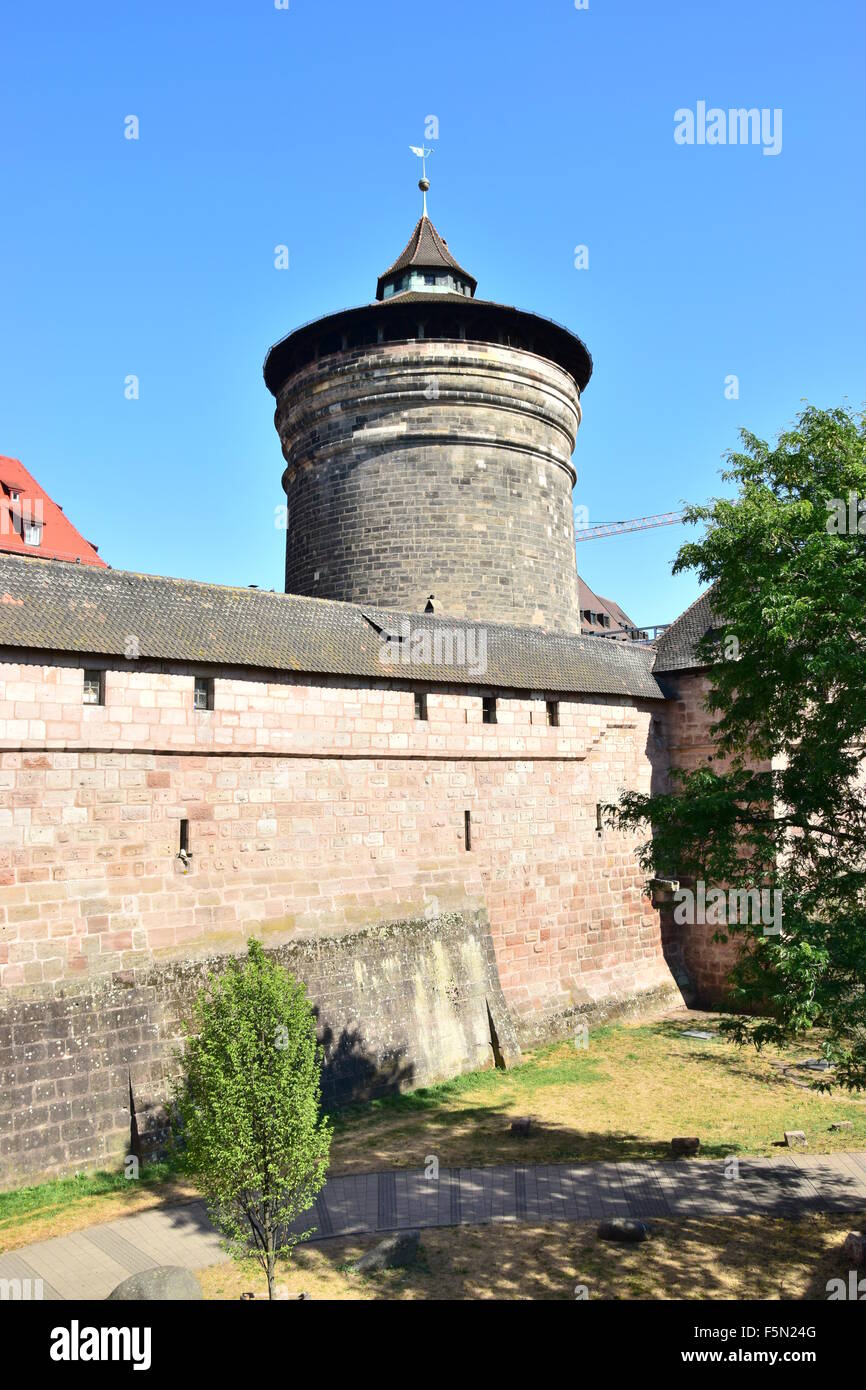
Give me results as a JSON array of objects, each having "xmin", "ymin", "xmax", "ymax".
[{"xmin": 3, "ymin": 1152, "xmax": 866, "ymax": 1300}]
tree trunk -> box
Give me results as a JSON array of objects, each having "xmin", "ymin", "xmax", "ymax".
[{"xmin": 266, "ymin": 1228, "xmax": 276, "ymax": 1300}]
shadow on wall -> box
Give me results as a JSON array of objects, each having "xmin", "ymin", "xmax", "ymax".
[
  {"xmin": 317, "ymin": 1020, "xmax": 414, "ymax": 1106},
  {"xmin": 142, "ymin": 1021, "xmax": 415, "ymax": 1164},
  {"xmin": 640, "ymin": 714, "xmax": 697, "ymax": 1006}
]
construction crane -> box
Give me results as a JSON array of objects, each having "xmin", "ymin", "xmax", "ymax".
[{"xmin": 574, "ymin": 509, "xmax": 686, "ymax": 542}]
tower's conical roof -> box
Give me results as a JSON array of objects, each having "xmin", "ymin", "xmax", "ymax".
[{"xmin": 376, "ymin": 215, "xmax": 477, "ymax": 301}]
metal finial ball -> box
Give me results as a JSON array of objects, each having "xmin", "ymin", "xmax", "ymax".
[{"xmin": 418, "ymin": 177, "xmax": 430, "ymax": 192}]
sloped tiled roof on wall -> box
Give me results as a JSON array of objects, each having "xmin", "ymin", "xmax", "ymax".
[
  {"xmin": 0, "ymin": 554, "xmax": 666, "ymax": 700},
  {"xmin": 652, "ymin": 589, "xmax": 718, "ymax": 673}
]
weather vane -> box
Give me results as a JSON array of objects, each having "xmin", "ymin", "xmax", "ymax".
[{"xmin": 409, "ymin": 143, "xmax": 434, "ymax": 216}]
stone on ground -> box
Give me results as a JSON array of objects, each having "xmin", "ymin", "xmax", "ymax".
[
  {"xmin": 784, "ymin": 1130, "xmax": 808, "ymax": 1148},
  {"xmin": 829, "ymin": 1121, "xmax": 853, "ymax": 1132},
  {"xmin": 351, "ymin": 1230, "xmax": 421, "ymax": 1273},
  {"xmin": 107, "ymin": 1266, "xmax": 202, "ymax": 1300},
  {"xmin": 510, "ymin": 1116, "xmax": 532, "ymax": 1137},
  {"xmin": 842, "ymin": 1232, "xmax": 865, "ymax": 1266},
  {"xmin": 598, "ymin": 1218, "xmax": 650, "ymax": 1243},
  {"xmin": 670, "ymin": 1136, "xmax": 700, "ymax": 1157}
]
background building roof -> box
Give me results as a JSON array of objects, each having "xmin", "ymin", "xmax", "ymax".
[
  {"xmin": 0, "ymin": 457, "xmax": 106, "ymax": 567},
  {"xmin": 578, "ymin": 575, "xmax": 641, "ymax": 639}
]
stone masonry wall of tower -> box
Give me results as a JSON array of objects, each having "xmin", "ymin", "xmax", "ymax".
[{"xmin": 275, "ymin": 339, "xmax": 583, "ymax": 632}]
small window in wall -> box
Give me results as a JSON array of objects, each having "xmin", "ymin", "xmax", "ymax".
[
  {"xmin": 464, "ymin": 809, "xmax": 472, "ymax": 851},
  {"xmin": 414, "ymin": 691, "xmax": 428, "ymax": 721},
  {"xmin": 482, "ymin": 696, "xmax": 497, "ymax": 725},
  {"xmin": 194, "ymin": 676, "xmax": 214, "ymax": 711},
  {"xmin": 179, "ymin": 819, "xmax": 191, "ymax": 859},
  {"xmin": 82, "ymin": 669, "xmax": 104, "ymax": 705},
  {"xmin": 546, "ymin": 699, "xmax": 559, "ymax": 727},
  {"xmin": 596, "ymin": 803, "xmax": 605, "ymax": 837},
  {"xmin": 23, "ymin": 521, "xmax": 42, "ymax": 546}
]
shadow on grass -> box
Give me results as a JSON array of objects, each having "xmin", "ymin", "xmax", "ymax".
[
  {"xmin": 291, "ymin": 1206, "xmax": 866, "ymax": 1301},
  {"xmin": 330, "ymin": 1108, "xmax": 744, "ymax": 1172},
  {"xmin": 326, "ymin": 1039, "xmax": 640, "ymax": 1171},
  {"xmin": 651, "ymin": 1017, "xmax": 866, "ymax": 1103}
]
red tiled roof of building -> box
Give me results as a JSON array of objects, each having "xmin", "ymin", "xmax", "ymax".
[
  {"xmin": 578, "ymin": 575, "xmax": 640, "ymax": 639},
  {"xmin": 0, "ymin": 456, "xmax": 106, "ymax": 567}
]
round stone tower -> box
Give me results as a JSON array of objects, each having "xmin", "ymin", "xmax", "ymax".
[{"xmin": 264, "ymin": 195, "xmax": 592, "ymax": 632}]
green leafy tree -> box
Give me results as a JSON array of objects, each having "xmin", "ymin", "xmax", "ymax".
[
  {"xmin": 174, "ymin": 939, "xmax": 332, "ymax": 1298},
  {"xmin": 614, "ymin": 404, "xmax": 866, "ymax": 1087}
]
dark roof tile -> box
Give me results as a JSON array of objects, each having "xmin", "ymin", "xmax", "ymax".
[{"xmin": 377, "ymin": 215, "xmax": 476, "ymax": 298}]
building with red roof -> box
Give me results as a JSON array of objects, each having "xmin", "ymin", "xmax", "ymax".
[
  {"xmin": 0, "ymin": 456, "xmax": 106, "ymax": 567},
  {"xmin": 578, "ymin": 575, "xmax": 644, "ymax": 640}
]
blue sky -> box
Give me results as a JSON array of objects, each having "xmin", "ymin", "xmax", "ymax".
[{"xmin": 1, "ymin": 0, "xmax": 863, "ymax": 625}]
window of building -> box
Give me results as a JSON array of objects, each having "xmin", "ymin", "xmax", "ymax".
[
  {"xmin": 482, "ymin": 696, "xmax": 497, "ymax": 725},
  {"xmin": 464, "ymin": 809, "xmax": 472, "ymax": 851},
  {"xmin": 179, "ymin": 819, "xmax": 190, "ymax": 858},
  {"xmin": 414, "ymin": 691, "xmax": 428, "ymax": 721},
  {"xmin": 424, "ymin": 273, "xmax": 436, "ymax": 285},
  {"xmin": 546, "ymin": 699, "xmax": 559, "ymax": 727},
  {"xmin": 23, "ymin": 521, "xmax": 42, "ymax": 546},
  {"xmin": 82, "ymin": 669, "xmax": 104, "ymax": 705},
  {"xmin": 194, "ymin": 676, "xmax": 214, "ymax": 711}
]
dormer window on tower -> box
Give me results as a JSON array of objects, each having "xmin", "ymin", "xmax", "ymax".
[{"xmin": 382, "ymin": 269, "xmax": 474, "ymax": 299}]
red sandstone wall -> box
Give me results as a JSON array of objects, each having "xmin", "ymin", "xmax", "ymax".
[
  {"xmin": 657, "ymin": 669, "xmax": 751, "ymax": 1002},
  {"xmin": 0, "ymin": 660, "xmax": 676, "ymax": 1033}
]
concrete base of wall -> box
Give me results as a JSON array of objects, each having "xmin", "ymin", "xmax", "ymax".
[
  {"xmin": 0, "ymin": 910, "xmax": 520, "ymax": 1189},
  {"xmin": 512, "ymin": 979, "xmax": 687, "ymax": 1050}
]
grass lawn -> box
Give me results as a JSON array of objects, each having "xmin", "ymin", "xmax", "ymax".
[
  {"xmin": 198, "ymin": 1207, "xmax": 866, "ymax": 1301},
  {"xmin": 0, "ymin": 1163, "xmax": 197, "ymax": 1254},
  {"xmin": 327, "ymin": 1012, "xmax": 866, "ymax": 1175}
]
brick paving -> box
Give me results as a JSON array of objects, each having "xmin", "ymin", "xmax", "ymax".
[{"xmin": 2, "ymin": 1152, "xmax": 865, "ymax": 1300}]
